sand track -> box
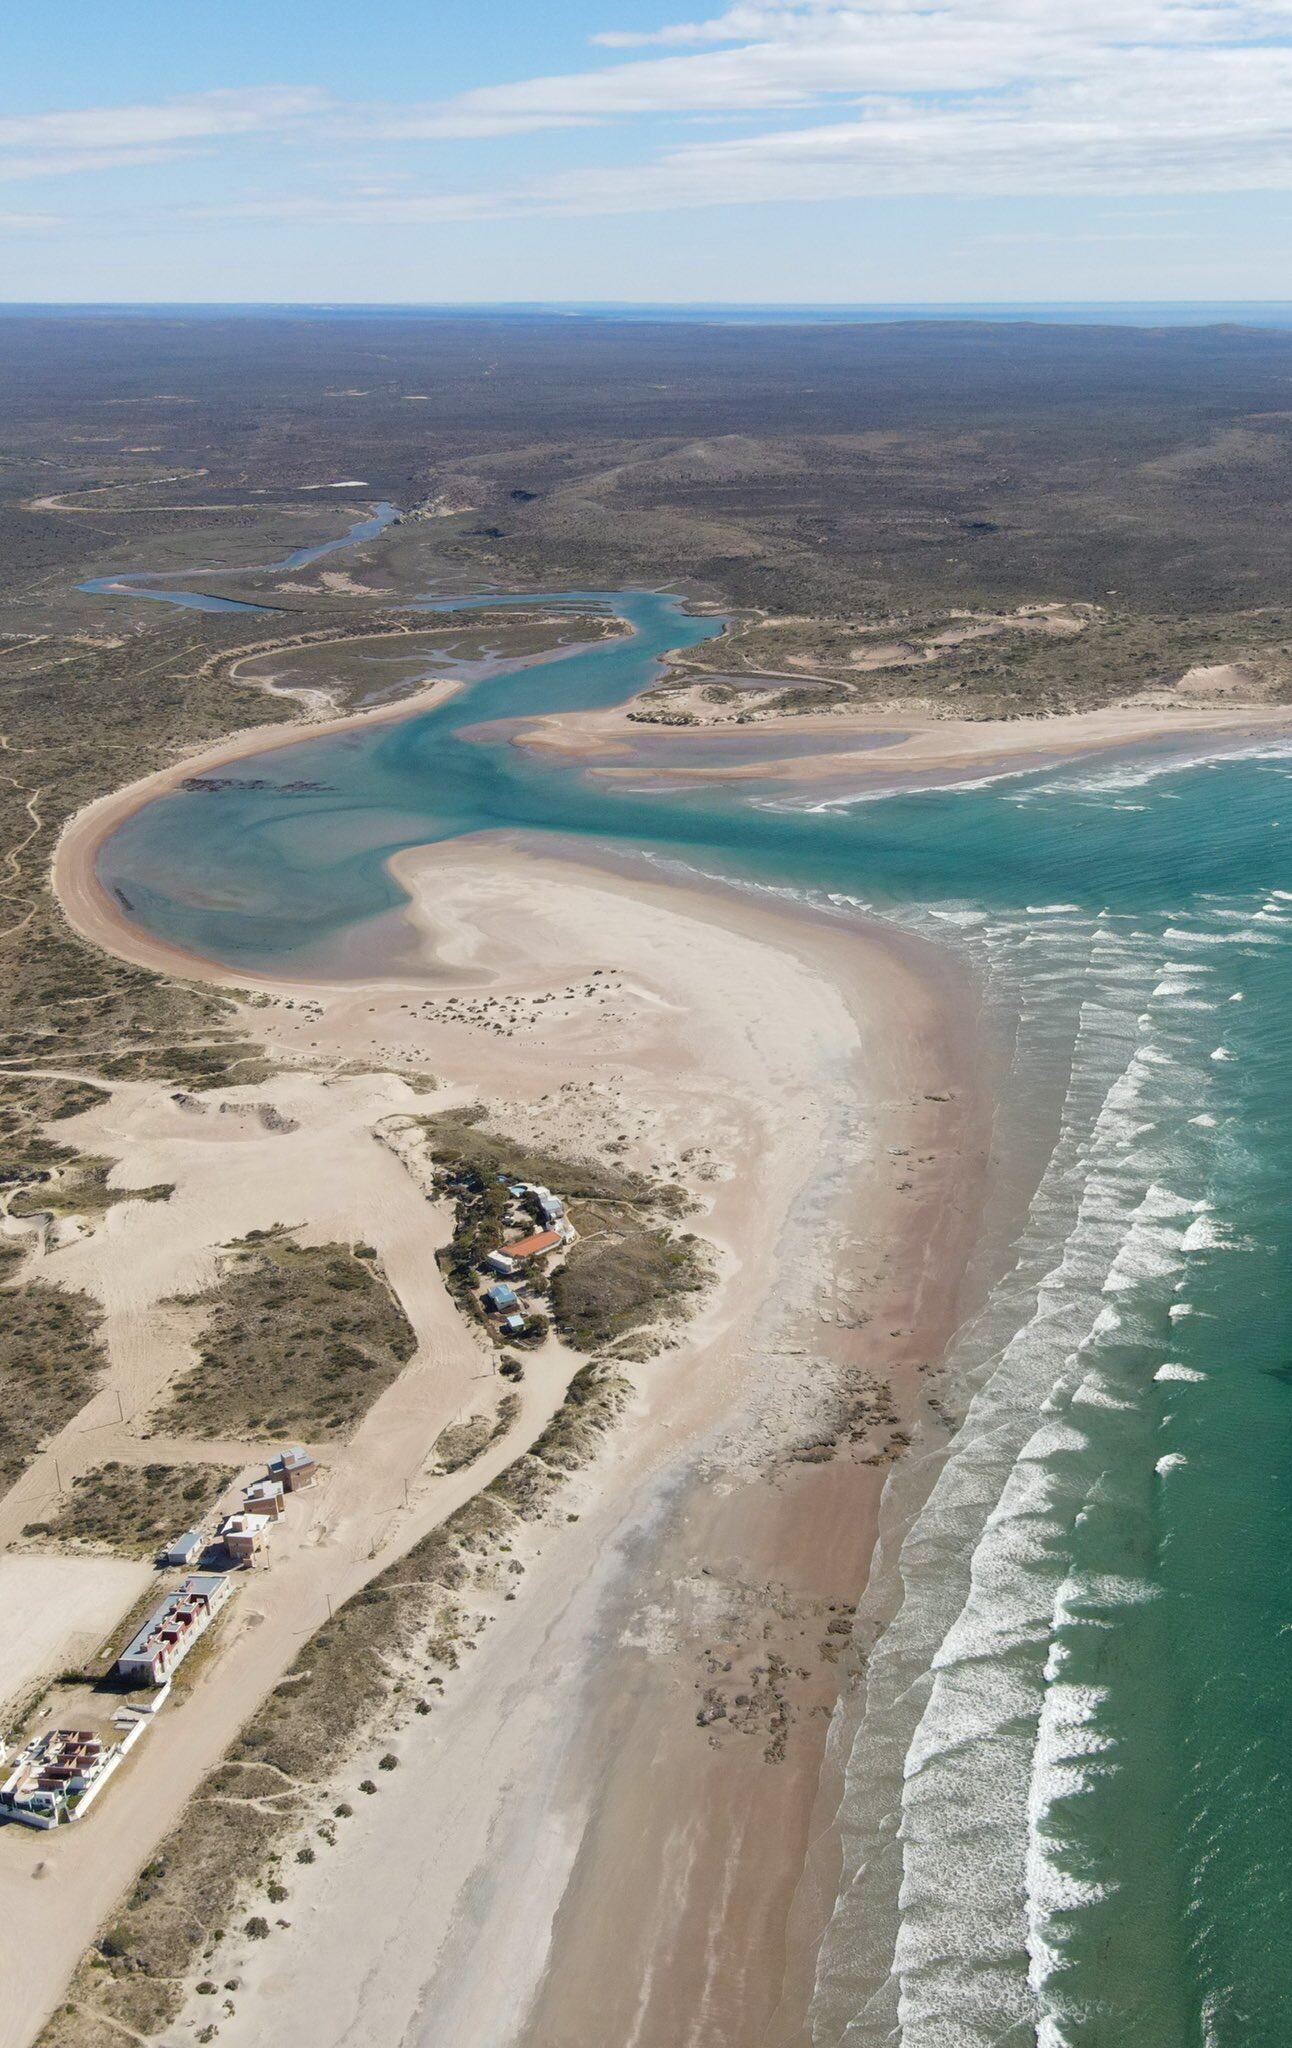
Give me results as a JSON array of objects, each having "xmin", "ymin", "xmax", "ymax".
[{"xmin": 25, "ymin": 705, "xmax": 984, "ymax": 2048}]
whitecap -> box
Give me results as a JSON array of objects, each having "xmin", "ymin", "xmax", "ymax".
[{"xmin": 1182, "ymin": 1215, "xmax": 1228, "ymax": 1251}]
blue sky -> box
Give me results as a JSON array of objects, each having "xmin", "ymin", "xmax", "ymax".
[{"xmin": 5, "ymin": 0, "xmax": 1292, "ymax": 303}]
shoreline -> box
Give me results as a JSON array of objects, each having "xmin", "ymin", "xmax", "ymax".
[
  {"xmin": 54, "ymin": 642, "xmax": 1292, "ymax": 999},
  {"xmin": 128, "ymin": 837, "xmax": 988, "ymax": 2048},
  {"xmin": 46, "ymin": 681, "xmax": 991, "ymax": 2046},
  {"xmin": 509, "ymin": 692, "xmax": 1292, "ymax": 791},
  {"xmin": 50, "ymin": 677, "xmax": 463, "ymax": 989},
  {"xmin": 46, "ymin": 649, "xmax": 1241, "ymax": 2044}
]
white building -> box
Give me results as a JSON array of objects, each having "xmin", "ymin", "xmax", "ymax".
[
  {"xmin": 115, "ymin": 1573, "xmax": 234, "ymax": 1687},
  {"xmin": 220, "ymin": 1512, "xmax": 272, "ymax": 1563},
  {"xmin": 0, "ymin": 1726, "xmax": 139, "ymax": 1829}
]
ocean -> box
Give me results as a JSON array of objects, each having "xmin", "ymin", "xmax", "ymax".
[{"xmin": 94, "ymin": 585, "xmax": 1292, "ymax": 2044}]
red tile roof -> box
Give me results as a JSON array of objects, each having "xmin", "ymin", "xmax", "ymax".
[{"xmin": 503, "ymin": 1227, "xmax": 563, "ymax": 1259}]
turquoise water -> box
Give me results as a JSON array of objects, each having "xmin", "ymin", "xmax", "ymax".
[{"xmin": 95, "ymin": 583, "xmax": 1292, "ymax": 2044}]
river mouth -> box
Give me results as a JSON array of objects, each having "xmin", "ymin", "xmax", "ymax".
[{"xmin": 72, "ymin": 515, "xmax": 1292, "ymax": 2044}]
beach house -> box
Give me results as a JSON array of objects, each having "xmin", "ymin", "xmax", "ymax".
[
  {"xmin": 243, "ymin": 1477, "xmax": 286, "ymax": 1520},
  {"xmin": 268, "ymin": 1445, "xmax": 317, "ymax": 1492},
  {"xmin": 220, "ymin": 1511, "xmax": 271, "ymax": 1563},
  {"xmin": 115, "ymin": 1573, "xmax": 234, "ymax": 1687},
  {"xmin": 0, "ymin": 1727, "xmax": 130, "ymax": 1829},
  {"xmin": 503, "ymin": 1227, "xmax": 565, "ymax": 1262}
]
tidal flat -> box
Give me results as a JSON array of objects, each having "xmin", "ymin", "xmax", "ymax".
[{"xmin": 5, "ymin": 311, "xmax": 1292, "ymax": 2048}]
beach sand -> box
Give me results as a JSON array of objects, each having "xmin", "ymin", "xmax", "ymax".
[
  {"xmin": 40, "ymin": 729, "xmax": 988, "ymax": 2048},
  {"xmin": 508, "ymin": 692, "xmax": 1292, "ymax": 793},
  {"xmin": 0, "ymin": 1554, "xmax": 153, "ymax": 1719}
]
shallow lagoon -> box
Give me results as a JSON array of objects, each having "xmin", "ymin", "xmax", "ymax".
[{"xmin": 96, "ymin": 574, "xmax": 1292, "ymax": 2045}]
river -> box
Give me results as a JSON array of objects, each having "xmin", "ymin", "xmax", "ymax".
[{"xmin": 84, "ymin": 527, "xmax": 1292, "ymax": 2045}]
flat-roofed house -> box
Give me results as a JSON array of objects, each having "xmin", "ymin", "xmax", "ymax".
[
  {"xmin": 268, "ymin": 1446, "xmax": 318, "ymax": 1493},
  {"xmin": 243, "ymin": 1478, "xmax": 286, "ymax": 1520},
  {"xmin": 0, "ymin": 1728, "xmax": 119, "ymax": 1829},
  {"xmin": 220, "ymin": 1511, "xmax": 271, "ymax": 1563},
  {"xmin": 159, "ymin": 1530, "xmax": 203, "ymax": 1567},
  {"xmin": 115, "ymin": 1573, "xmax": 234, "ymax": 1687}
]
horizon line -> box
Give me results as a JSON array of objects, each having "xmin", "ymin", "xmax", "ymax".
[{"xmin": 3, "ymin": 296, "xmax": 1292, "ymax": 311}]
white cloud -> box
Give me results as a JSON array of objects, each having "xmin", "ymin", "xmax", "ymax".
[
  {"xmin": 13, "ymin": 2, "xmax": 1292, "ymax": 228},
  {"xmin": 0, "ymin": 88, "xmax": 330, "ymax": 181},
  {"xmin": 433, "ymin": 0, "xmax": 1292, "ymax": 126},
  {"xmin": 364, "ymin": 110, "xmax": 608, "ymax": 140},
  {"xmin": 188, "ymin": 32, "xmax": 1292, "ymax": 226},
  {"xmin": 0, "ymin": 209, "xmax": 62, "ymax": 232},
  {"xmin": 0, "ymin": 149, "xmax": 196, "ymax": 183},
  {"xmin": 359, "ymin": 2, "xmax": 1292, "ymax": 211},
  {"xmin": 591, "ymin": 3, "xmax": 805, "ymax": 45}
]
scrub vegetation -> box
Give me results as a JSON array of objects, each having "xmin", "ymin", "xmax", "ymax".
[
  {"xmin": 550, "ymin": 1228, "xmax": 710, "ymax": 1351},
  {"xmin": 422, "ymin": 1105, "xmax": 707, "ymax": 1357},
  {"xmin": 0, "ymin": 1072, "xmax": 172, "ymax": 1221},
  {"xmin": 36, "ymin": 1361, "xmax": 628, "ymax": 2048},
  {"xmin": 152, "ymin": 1236, "xmax": 417, "ymax": 1442},
  {"xmin": 654, "ymin": 599, "xmax": 1292, "ymax": 721},
  {"xmin": 21, "ymin": 1459, "xmax": 235, "ymax": 1557},
  {"xmin": 431, "ymin": 1392, "xmax": 521, "ymax": 1474},
  {"xmin": 0, "ymin": 1239, "xmax": 109, "ymax": 1486}
]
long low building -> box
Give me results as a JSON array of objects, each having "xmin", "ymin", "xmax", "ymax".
[
  {"xmin": 115, "ymin": 1572, "xmax": 235, "ymax": 1688},
  {"xmin": 502, "ymin": 1226, "xmax": 566, "ymax": 1261}
]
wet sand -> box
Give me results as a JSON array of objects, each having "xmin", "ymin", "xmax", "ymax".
[
  {"xmin": 49, "ymin": 677, "xmax": 466, "ymax": 988},
  {"xmin": 510, "ymin": 694, "xmax": 1292, "ymax": 794},
  {"xmin": 48, "ymin": 682, "xmax": 990, "ymax": 2048}
]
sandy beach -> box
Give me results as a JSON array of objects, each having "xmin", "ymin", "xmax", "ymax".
[
  {"xmin": 46, "ymin": 645, "xmax": 1292, "ymax": 2044},
  {"xmin": 508, "ymin": 692, "xmax": 1292, "ymax": 792},
  {"xmin": 35, "ymin": 699, "xmax": 989, "ymax": 2048},
  {"xmin": 49, "ymin": 678, "xmax": 464, "ymax": 988}
]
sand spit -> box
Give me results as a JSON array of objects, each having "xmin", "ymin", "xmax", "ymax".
[
  {"xmin": 40, "ymin": 697, "xmax": 984, "ymax": 2048},
  {"xmin": 87, "ymin": 842, "xmax": 983, "ymax": 2048},
  {"xmin": 511, "ymin": 694, "xmax": 1292, "ymax": 791},
  {"xmin": 51, "ymin": 634, "xmax": 1265, "ymax": 2046}
]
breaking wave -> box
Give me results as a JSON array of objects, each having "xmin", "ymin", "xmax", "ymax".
[{"xmin": 807, "ymin": 812, "xmax": 1282, "ymax": 2043}]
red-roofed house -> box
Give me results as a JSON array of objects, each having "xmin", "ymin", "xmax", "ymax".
[{"xmin": 503, "ymin": 1227, "xmax": 564, "ymax": 1262}]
